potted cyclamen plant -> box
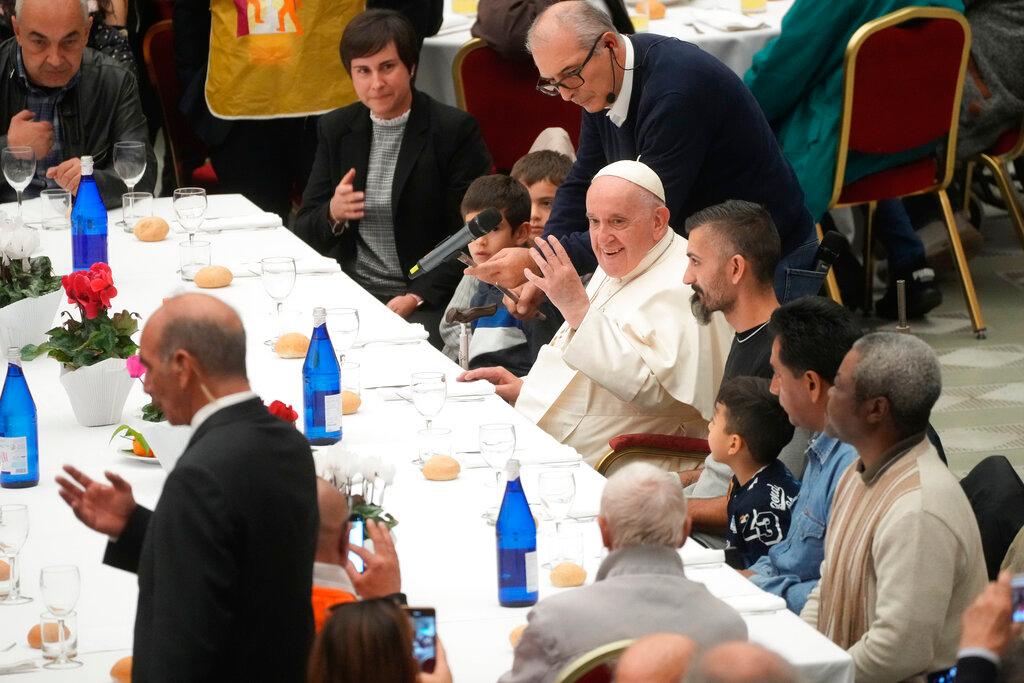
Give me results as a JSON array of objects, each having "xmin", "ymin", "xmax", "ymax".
[
  {"xmin": 0, "ymin": 211, "xmax": 63, "ymax": 351},
  {"xmin": 23, "ymin": 263, "xmax": 139, "ymax": 427}
]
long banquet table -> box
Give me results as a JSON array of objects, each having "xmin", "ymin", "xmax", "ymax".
[
  {"xmin": 418, "ymin": 0, "xmax": 795, "ymax": 108},
  {"xmin": 0, "ymin": 195, "xmax": 851, "ymax": 681}
]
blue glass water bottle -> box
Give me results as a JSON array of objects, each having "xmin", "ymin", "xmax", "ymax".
[
  {"xmin": 71, "ymin": 154, "xmax": 108, "ymax": 272},
  {"xmin": 303, "ymin": 307, "xmax": 341, "ymax": 445},
  {"xmin": 496, "ymin": 458, "xmax": 538, "ymax": 607},
  {"xmin": 0, "ymin": 347, "xmax": 39, "ymax": 489}
]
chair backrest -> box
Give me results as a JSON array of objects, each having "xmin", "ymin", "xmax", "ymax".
[
  {"xmin": 830, "ymin": 7, "xmax": 971, "ymax": 206},
  {"xmin": 143, "ymin": 20, "xmax": 208, "ymax": 188},
  {"xmin": 987, "ymin": 119, "xmax": 1024, "ymax": 160},
  {"xmin": 554, "ymin": 639, "xmax": 635, "ymax": 683},
  {"xmin": 453, "ymin": 39, "xmax": 582, "ymax": 173}
]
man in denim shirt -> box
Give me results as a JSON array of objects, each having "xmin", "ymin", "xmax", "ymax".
[{"xmin": 743, "ymin": 296, "xmax": 861, "ymax": 613}]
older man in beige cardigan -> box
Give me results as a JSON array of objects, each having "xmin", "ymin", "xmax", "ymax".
[{"xmin": 803, "ymin": 332, "xmax": 987, "ymax": 682}]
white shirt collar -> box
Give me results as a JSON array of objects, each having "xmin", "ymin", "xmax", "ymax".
[
  {"xmin": 313, "ymin": 561, "xmax": 357, "ymax": 594},
  {"xmin": 607, "ymin": 35, "xmax": 635, "ymax": 128},
  {"xmin": 190, "ymin": 390, "xmax": 259, "ymax": 433}
]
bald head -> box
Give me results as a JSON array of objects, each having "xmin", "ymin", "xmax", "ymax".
[
  {"xmin": 149, "ymin": 293, "xmax": 247, "ymax": 379},
  {"xmin": 528, "ymin": 0, "xmax": 615, "ymax": 52},
  {"xmin": 316, "ymin": 478, "xmax": 350, "ymax": 556},
  {"xmin": 616, "ymin": 634, "xmax": 697, "ymax": 683},
  {"xmin": 689, "ymin": 642, "xmax": 800, "ymax": 683},
  {"xmin": 12, "ymin": 0, "xmax": 91, "ymax": 88}
]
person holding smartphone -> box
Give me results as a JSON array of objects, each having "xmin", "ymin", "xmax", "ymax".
[{"xmin": 955, "ymin": 571, "xmax": 1024, "ymax": 683}]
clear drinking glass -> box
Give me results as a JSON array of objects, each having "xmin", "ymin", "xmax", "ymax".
[
  {"xmin": 479, "ymin": 423, "xmax": 516, "ymax": 473},
  {"xmin": 2, "ymin": 146, "xmax": 36, "ymax": 220},
  {"xmin": 410, "ymin": 372, "xmax": 446, "ymax": 430},
  {"xmin": 113, "ymin": 141, "xmax": 147, "ymax": 231},
  {"xmin": 261, "ymin": 257, "xmax": 297, "ymax": 345},
  {"xmin": 326, "ymin": 307, "xmax": 360, "ymax": 360},
  {"xmin": 539, "ymin": 470, "xmax": 576, "ymax": 532},
  {"xmin": 40, "ymin": 188, "xmax": 71, "ymax": 230},
  {"xmin": 121, "ymin": 191, "xmax": 153, "ymax": 234},
  {"xmin": 179, "ymin": 240, "xmax": 211, "ymax": 281},
  {"xmin": 416, "ymin": 427, "xmax": 452, "ymax": 465},
  {"xmin": 39, "ymin": 565, "xmax": 81, "ymax": 669},
  {"xmin": 173, "ymin": 187, "xmax": 207, "ymax": 243},
  {"xmin": 39, "ymin": 611, "xmax": 77, "ymax": 663},
  {"xmin": 341, "ymin": 359, "xmax": 361, "ymax": 396},
  {"xmin": 0, "ymin": 504, "xmax": 31, "ymax": 605}
]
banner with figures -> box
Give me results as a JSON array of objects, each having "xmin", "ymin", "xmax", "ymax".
[{"xmin": 206, "ymin": 0, "xmax": 365, "ymax": 119}]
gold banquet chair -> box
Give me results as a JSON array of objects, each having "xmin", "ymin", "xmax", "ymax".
[
  {"xmin": 596, "ymin": 435, "xmax": 710, "ymax": 478},
  {"xmin": 963, "ymin": 119, "xmax": 1024, "ymax": 252},
  {"xmin": 553, "ymin": 639, "xmax": 635, "ymax": 683}
]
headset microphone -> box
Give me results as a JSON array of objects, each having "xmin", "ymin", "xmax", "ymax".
[{"xmin": 606, "ymin": 45, "xmax": 618, "ymax": 104}]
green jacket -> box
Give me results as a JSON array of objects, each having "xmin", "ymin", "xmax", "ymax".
[{"xmin": 744, "ymin": 0, "xmax": 964, "ymax": 220}]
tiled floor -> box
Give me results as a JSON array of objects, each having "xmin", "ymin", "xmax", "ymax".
[{"xmin": 860, "ymin": 201, "xmax": 1024, "ymax": 479}]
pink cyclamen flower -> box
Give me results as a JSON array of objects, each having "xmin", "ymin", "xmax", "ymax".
[{"xmin": 125, "ymin": 354, "xmax": 145, "ymax": 378}]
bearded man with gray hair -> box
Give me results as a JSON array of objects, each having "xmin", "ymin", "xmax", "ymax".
[
  {"xmin": 803, "ymin": 332, "xmax": 987, "ymax": 681},
  {"xmin": 499, "ymin": 463, "xmax": 747, "ymax": 683}
]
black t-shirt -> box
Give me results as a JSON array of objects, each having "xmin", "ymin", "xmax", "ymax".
[
  {"xmin": 725, "ymin": 459, "xmax": 800, "ymax": 568},
  {"xmin": 722, "ymin": 322, "xmax": 774, "ymax": 382}
]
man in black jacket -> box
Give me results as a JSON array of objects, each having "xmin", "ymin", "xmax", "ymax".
[
  {"xmin": 0, "ymin": 0, "xmax": 155, "ymax": 206},
  {"xmin": 57, "ymin": 293, "xmax": 318, "ymax": 682}
]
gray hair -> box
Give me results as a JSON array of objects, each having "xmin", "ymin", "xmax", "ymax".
[
  {"xmin": 526, "ymin": 0, "xmax": 616, "ymax": 53},
  {"xmin": 600, "ymin": 463, "xmax": 688, "ymax": 549},
  {"xmin": 157, "ymin": 307, "xmax": 248, "ymax": 380},
  {"xmin": 851, "ymin": 332, "xmax": 941, "ymax": 437},
  {"xmin": 14, "ymin": 0, "xmax": 90, "ymax": 22}
]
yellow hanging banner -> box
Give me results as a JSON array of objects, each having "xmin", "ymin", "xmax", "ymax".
[{"xmin": 206, "ymin": 0, "xmax": 365, "ymax": 119}]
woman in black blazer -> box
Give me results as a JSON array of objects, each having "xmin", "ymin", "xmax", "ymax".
[{"xmin": 294, "ymin": 9, "xmax": 492, "ymax": 348}]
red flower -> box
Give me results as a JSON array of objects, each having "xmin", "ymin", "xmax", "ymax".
[
  {"xmin": 88, "ymin": 263, "xmax": 117, "ymax": 309},
  {"xmin": 267, "ymin": 400, "xmax": 298, "ymax": 423},
  {"xmin": 61, "ymin": 262, "xmax": 118, "ymax": 320}
]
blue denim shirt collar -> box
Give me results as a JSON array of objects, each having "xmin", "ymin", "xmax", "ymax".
[{"xmin": 807, "ymin": 432, "xmax": 843, "ymax": 466}]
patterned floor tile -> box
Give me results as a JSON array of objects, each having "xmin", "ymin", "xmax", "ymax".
[
  {"xmin": 933, "ymin": 382, "xmax": 1024, "ymax": 413},
  {"xmin": 939, "ymin": 345, "xmax": 1024, "ymax": 369},
  {"xmin": 998, "ymin": 270, "xmax": 1024, "ymax": 291},
  {"xmin": 880, "ymin": 312, "xmax": 971, "ymax": 336},
  {"xmin": 940, "ymin": 424, "xmax": 1024, "ymax": 454}
]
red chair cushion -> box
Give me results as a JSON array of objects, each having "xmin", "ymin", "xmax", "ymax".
[
  {"xmin": 577, "ymin": 665, "xmax": 613, "ymax": 683},
  {"xmin": 458, "ymin": 44, "xmax": 581, "ymax": 172},
  {"xmin": 838, "ymin": 157, "xmax": 938, "ymax": 204},
  {"xmin": 987, "ymin": 126, "xmax": 1021, "ymax": 157},
  {"xmin": 848, "ymin": 17, "xmax": 965, "ymax": 154},
  {"xmin": 608, "ymin": 434, "xmax": 711, "ymax": 454},
  {"xmin": 190, "ymin": 162, "xmax": 220, "ymax": 191}
]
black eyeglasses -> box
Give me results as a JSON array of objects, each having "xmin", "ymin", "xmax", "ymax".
[{"xmin": 535, "ymin": 34, "xmax": 605, "ymax": 96}]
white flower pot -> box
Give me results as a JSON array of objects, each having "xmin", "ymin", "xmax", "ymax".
[
  {"xmin": 60, "ymin": 358, "xmax": 136, "ymax": 427},
  {"xmin": 0, "ymin": 289, "xmax": 62, "ymax": 352}
]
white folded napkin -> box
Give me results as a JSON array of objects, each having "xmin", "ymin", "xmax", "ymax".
[
  {"xmin": 457, "ymin": 444, "xmax": 582, "ymax": 468},
  {"xmin": 0, "ymin": 659, "xmax": 37, "ymax": 675},
  {"xmin": 721, "ymin": 593, "xmax": 787, "ymax": 614},
  {"xmin": 228, "ymin": 256, "xmax": 340, "ymax": 278},
  {"xmin": 680, "ymin": 545, "xmax": 726, "ymax": 566},
  {"xmin": 395, "ymin": 379, "xmax": 495, "ymax": 401},
  {"xmin": 688, "ymin": 9, "xmax": 768, "ymax": 31},
  {"xmin": 436, "ymin": 14, "xmax": 473, "ymax": 35},
  {"xmin": 195, "ymin": 212, "xmax": 282, "ymax": 232},
  {"xmin": 353, "ymin": 324, "xmax": 430, "ymax": 348}
]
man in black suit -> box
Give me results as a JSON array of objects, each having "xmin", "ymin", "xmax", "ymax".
[{"xmin": 57, "ymin": 293, "xmax": 318, "ymax": 682}]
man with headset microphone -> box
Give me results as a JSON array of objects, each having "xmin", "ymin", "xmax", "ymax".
[{"xmin": 466, "ymin": 1, "xmax": 823, "ymax": 315}]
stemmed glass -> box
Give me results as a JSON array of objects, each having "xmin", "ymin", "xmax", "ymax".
[
  {"xmin": 479, "ymin": 423, "xmax": 516, "ymax": 476},
  {"xmin": 539, "ymin": 470, "xmax": 576, "ymax": 566},
  {"xmin": 113, "ymin": 141, "xmax": 147, "ymax": 232},
  {"xmin": 261, "ymin": 257, "xmax": 296, "ymax": 345},
  {"xmin": 2, "ymin": 146, "xmax": 36, "ymax": 220},
  {"xmin": 39, "ymin": 565, "xmax": 81, "ymax": 669},
  {"xmin": 410, "ymin": 372, "xmax": 446, "ymax": 430},
  {"xmin": 326, "ymin": 307, "xmax": 360, "ymax": 360},
  {"xmin": 173, "ymin": 187, "xmax": 207, "ymax": 243},
  {"xmin": 0, "ymin": 504, "xmax": 31, "ymax": 605}
]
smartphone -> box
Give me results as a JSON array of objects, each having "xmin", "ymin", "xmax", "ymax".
[
  {"xmin": 404, "ymin": 606, "xmax": 437, "ymax": 673},
  {"xmin": 1012, "ymin": 573, "xmax": 1024, "ymax": 623},
  {"xmin": 348, "ymin": 514, "xmax": 365, "ymax": 574}
]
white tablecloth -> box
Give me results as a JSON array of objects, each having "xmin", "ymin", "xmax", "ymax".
[
  {"xmin": 418, "ymin": 0, "xmax": 793, "ymax": 107},
  {"xmin": 0, "ymin": 194, "xmax": 849, "ymax": 682}
]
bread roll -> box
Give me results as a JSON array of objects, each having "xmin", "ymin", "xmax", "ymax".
[
  {"xmin": 550, "ymin": 562, "xmax": 587, "ymax": 587},
  {"xmin": 27, "ymin": 622, "xmax": 70, "ymax": 649},
  {"xmin": 422, "ymin": 455, "xmax": 460, "ymax": 481},
  {"xmin": 0, "ymin": 558, "xmax": 9, "ymax": 581},
  {"xmin": 341, "ymin": 390, "xmax": 361, "ymax": 415},
  {"xmin": 132, "ymin": 216, "xmax": 170, "ymax": 242},
  {"xmin": 274, "ymin": 332, "xmax": 310, "ymax": 359},
  {"xmin": 509, "ymin": 624, "xmax": 527, "ymax": 648},
  {"xmin": 110, "ymin": 656, "xmax": 133, "ymax": 682},
  {"xmin": 194, "ymin": 265, "xmax": 233, "ymax": 289},
  {"xmin": 636, "ymin": 0, "xmax": 666, "ymax": 19}
]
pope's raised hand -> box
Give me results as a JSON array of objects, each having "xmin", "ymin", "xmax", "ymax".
[{"xmin": 523, "ymin": 236, "xmax": 589, "ymax": 329}]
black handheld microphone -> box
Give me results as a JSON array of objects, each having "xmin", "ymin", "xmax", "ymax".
[
  {"xmin": 408, "ymin": 208, "xmax": 503, "ymax": 279},
  {"xmin": 812, "ymin": 231, "xmax": 848, "ymax": 273}
]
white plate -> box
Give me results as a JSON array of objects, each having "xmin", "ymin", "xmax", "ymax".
[{"xmin": 113, "ymin": 442, "xmax": 160, "ymax": 465}]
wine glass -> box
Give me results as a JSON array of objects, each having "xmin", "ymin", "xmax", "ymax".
[
  {"xmin": 261, "ymin": 257, "xmax": 296, "ymax": 345},
  {"xmin": 410, "ymin": 372, "xmax": 446, "ymax": 430},
  {"xmin": 173, "ymin": 187, "xmax": 207, "ymax": 243},
  {"xmin": 113, "ymin": 141, "xmax": 147, "ymax": 232},
  {"xmin": 2, "ymin": 146, "xmax": 36, "ymax": 220},
  {"xmin": 0, "ymin": 503, "xmax": 31, "ymax": 605},
  {"xmin": 479, "ymin": 423, "xmax": 516, "ymax": 474},
  {"xmin": 539, "ymin": 470, "xmax": 576, "ymax": 566},
  {"xmin": 326, "ymin": 307, "xmax": 360, "ymax": 360},
  {"xmin": 39, "ymin": 565, "xmax": 81, "ymax": 669}
]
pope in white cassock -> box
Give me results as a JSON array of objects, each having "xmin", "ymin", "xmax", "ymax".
[{"xmin": 464, "ymin": 160, "xmax": 733, "ymax": 465}]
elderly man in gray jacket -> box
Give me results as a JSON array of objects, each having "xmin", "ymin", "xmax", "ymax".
[{"xmin": 499, "ymin": 462, "xmax": 747, "ymax": 683}]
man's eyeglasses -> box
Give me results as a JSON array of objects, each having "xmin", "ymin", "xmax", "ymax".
[{"xmin": 535, "ymin": 34, "xmax": 605, "ymax": 96}]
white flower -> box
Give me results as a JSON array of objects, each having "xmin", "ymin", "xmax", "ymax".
[{"xmin": 0, "ymin": 223, "xmax": 39, "ymax": 267}]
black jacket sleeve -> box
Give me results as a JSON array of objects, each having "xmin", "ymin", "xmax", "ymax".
[{"xmin": 102, "ymin": 504, "xmax": 153, "ymax": 573}]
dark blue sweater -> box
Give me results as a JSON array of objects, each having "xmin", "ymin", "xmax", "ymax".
[{"xmin": 544, "ymin": 34, "xmax": 815, "ymax": 273}]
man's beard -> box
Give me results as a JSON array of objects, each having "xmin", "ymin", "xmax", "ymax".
[{"xmin": 690, "ymin": 288, "xmax": 714, "ymax": 325}]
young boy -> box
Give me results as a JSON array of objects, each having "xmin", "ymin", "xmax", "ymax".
[
  {"xmin": 710, "ymin": 376, "xmax": 799, "ymax": 568},
  {"xmin": 460, "ymin": 175, "xmax": 561, "ymax": 374},
  {"xmin": 510, "ymin": 149, "xmax": 573, "ymax": 239}
]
